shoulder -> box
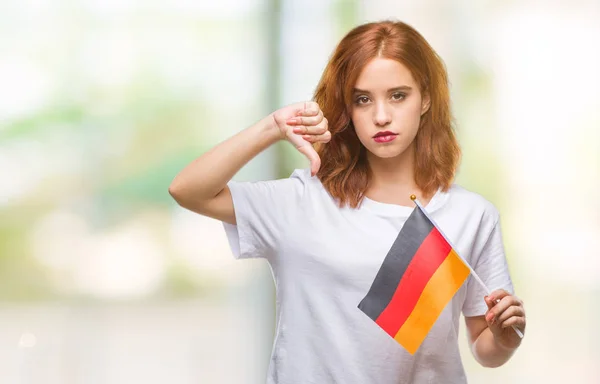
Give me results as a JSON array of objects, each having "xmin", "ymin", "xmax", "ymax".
[
  {"xmin": 441, "ymin": 185, "xmax": 508, "ymax": 266},
  {"xmin": 289, "ymin": 167, "xmax": 311, "ymax": 182},
  {"xmin": 226, "ymin": 168, "xmax": 313, "ymax": 207},
  {"xmin": 230, "ymin": 168, "xmax": 311, "ymax": 190},
  {"xmin": 289, "ymin": 167, "xmax": 318, "ymax": 184},
  {"xmin": 286, "ymin": 167, "xmax": 325, "ymax": 194},
  {"xmin": 443, "ymin": 184, "xmax": 501, "ymax": 225}
]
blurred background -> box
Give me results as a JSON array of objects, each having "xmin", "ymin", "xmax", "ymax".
[{"xmin": 1, "ymin": 0, "xmax": 598, "ymax": 383}]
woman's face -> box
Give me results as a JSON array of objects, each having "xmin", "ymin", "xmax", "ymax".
[{"xmin": 351, "ymin": 58, "xmax": 430, "ymax": 160}]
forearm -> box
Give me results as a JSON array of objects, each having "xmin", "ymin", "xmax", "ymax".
[
  {"xmin": 471, "ymin": 327, "xmax": 517, "ymax": 368},
  {"xmin": 169, "ymin": 114, "xmax": 281, "ymax": 203}
]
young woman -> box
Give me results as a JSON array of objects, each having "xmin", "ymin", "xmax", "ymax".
[{"xmin": 169, "ymin": 20, "xmax": 526, "ymax": 383}]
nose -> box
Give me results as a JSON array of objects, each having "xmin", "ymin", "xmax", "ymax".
[{"xmin": 373, "ymin": 101, "xmax": 391, "ymax": 126}]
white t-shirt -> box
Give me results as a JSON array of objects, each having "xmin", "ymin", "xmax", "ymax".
[{"xmin": 222, "ymin": 168, "xmax": 513, "ymax": 384}]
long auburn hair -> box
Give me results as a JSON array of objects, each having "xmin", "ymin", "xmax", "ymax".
[{"xmin": 313, "ymin": 20, "xmax": 461, "ymax": 208}]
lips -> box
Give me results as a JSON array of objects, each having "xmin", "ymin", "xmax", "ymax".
[
  {"xmin": 373, "ymin": 131, "xmax": 397, "ymax": 138},
  {"xmin": 373, "ymin": 132, "xmax": 398, "ymax": 143}
]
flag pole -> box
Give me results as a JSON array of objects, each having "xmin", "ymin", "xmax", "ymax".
[{"xmin": 410, "ymin": 195, "xmax": 524, "ymax": 339}]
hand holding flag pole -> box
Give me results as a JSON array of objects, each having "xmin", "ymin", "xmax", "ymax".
[{"xmin": 409, "ymin": 195, "xmax": 524, "ymax": 339}]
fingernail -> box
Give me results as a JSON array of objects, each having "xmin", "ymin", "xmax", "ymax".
[
  {"xmin": 287, "ymin": 118, "xmax": 298, "ymax": 125},
  {"xmin": 296, "ymin": 110, "xmax": 303, "ymax": 116},
  {"xmin": 293, "ymin": 128, "xmax": 302, "ymax": 133}
]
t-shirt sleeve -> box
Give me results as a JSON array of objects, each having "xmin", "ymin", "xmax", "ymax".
[
  {"xmin": 462, "ymin": 215, "xmax": 515, "ymax": 317},
  {"xmin": 222, "ymin": 169, "xmax": 307, "ymax": 260}
]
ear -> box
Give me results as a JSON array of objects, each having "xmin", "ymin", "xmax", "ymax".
[{"xmin": 421, "ymin": 92, "xmax": 431, "ymax": 116}]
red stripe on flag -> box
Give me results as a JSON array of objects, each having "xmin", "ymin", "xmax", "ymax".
[{"xmin": 375, "ymin": 228, "xmax": 452, "ymax": 337}]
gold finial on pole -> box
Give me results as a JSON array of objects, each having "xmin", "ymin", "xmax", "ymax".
[{"xmin": 410, "ymin": 194, "xmax": 417, "ymax": 201}]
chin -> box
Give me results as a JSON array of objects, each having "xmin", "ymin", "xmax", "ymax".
[{"xmin": 367, "ymin": 146, "xmax": 407, "ymax": 159}]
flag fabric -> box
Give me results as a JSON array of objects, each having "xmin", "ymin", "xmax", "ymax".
[{"xmin": 358, "ymin": 203, "xmax": 471, "ymax": 355}]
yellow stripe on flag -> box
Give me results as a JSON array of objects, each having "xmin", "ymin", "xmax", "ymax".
[{"xmin": 393, "ymin": 250, "xmax": 470, "ymax": 354}]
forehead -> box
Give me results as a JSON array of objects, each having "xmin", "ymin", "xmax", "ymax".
[{"xmin": 354, "ymin": 58, "xmax": 418, "ymax": 90}]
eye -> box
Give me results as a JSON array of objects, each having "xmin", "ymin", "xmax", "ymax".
[
  {"xmin": 355, "ymin": 96, "xmax": 370, "ymax": 105},
  {"xmin": 391, "ymin": 92, "xmax": 406, "ymax": 101}
]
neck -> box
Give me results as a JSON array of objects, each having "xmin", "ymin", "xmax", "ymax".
[
  {"xmin": 364, "ymin": 143, "xmax": 433, "ymax": 206},
  {"xmin": 366, "ymin": 144, "xmax": 416, "ymax": 190}
]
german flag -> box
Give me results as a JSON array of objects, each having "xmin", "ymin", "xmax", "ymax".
[{"xmin": 358, "ymin": 204, "xmax": 471, "ymax": 355}]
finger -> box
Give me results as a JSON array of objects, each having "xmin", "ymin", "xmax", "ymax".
[
  {"xmin": 484, "ymin": 295, "xmax": 495, "ymax": 310},
  {"xmin": 302, "ymin": 130, "xmax": 332, "ymax": 143},
  {"xmin": 487, "ymin": 296, "xmax": 522, "ymax": 325},
  {"xmin": 292, "ymin": 125, "xmax": 325, "ymax": 135},
  {"xmin": 295, "ymin": 142, "xmax": 321, "ymax": 176},
  {"xmin": 298, "ymin": 101, "xmax": 320, "ymax": 116},
  {"xmin": 287, "ymin": 110, "xmax": 323, "ymax": 126},
  {"xmin": 484, "ymin": 289, "xmax": 512, "ymax": 317},
  {"xmin": 500, "ymin": 316, "xmax": 526, "ymax": 330},
  {"xmin": 488, "ymin": 289, "xmax": 511, "ymax": 303},
  {"xmin": 293, "ymin": 125, "xmax": 328, "ymax": 136},
  {"xmin": 288, "ymin": 112, "xmax": 324, "ymax": 129},
  {"xmin": 495, "ymin": 305, "xmax": 525, "ymax": 325}
]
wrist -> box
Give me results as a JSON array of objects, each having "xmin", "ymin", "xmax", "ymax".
[
  {"xmin": 261, "ymin": 113, "xmax": 285, "ymax": 143},
  {"xmin": 492, "ymin": 331, "xmax": 520, "ymax": 352}
]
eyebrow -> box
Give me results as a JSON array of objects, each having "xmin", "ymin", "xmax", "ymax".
[{"xmin": 352, "ymin": 86, "xmax": 412, "ymax": 94}]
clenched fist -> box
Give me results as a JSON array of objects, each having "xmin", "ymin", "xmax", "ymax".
[{"xmin": 272, "ymin": 101, "xmax": 331, "ymax": 176}]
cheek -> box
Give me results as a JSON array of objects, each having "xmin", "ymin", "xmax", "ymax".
[
  {"xmin": 350, "ymin": 112, "xmax": 370, "ymax": 136},
  {"xmin": 395, "ymin": 101, "xmax": 423, "ymax": 122}
]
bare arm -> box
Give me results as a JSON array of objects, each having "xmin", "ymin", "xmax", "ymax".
[
  {"xmin": 168, "ymin": 101, "xmax": 330, "ymax": 225},
  {"xmin": 168, "ymin": 115, "xmax": 281, "ymax": 225},
  {"xmin": 465, "ymin": 290, "xmax": 526, "ymax": 368},
  {"xmin": 465, "ymin": 316, "xmax": 516, "ymax": 368}
]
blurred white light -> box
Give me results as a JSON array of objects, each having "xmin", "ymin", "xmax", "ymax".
[
  {"xmin": 80, "ymin": 0, "xmax": 260, "ymax": 16},
  {"xmin": 18, "ymin": 332, "xmax": 37, "ymax": 349},
  {"xmin": 0, "ymin": 135, "xmax": 85, "ymax": 206},
  {"xmin": 31, "ymin": 210, "xmax": 88, "ymax": 271},
  {"xmin": 79, "ymin": 31, "xmax": 138, "ymax": 89},
  {"xmin": 73, "ymin": 220, "xmax": 166, "ymax": 299},
  {"xmin": 169, "ymin": 208, "xmax": 258, "ymax": 285},
  {"xmin": 0, "ymin": 57, "xmax": 52, "ymax": 122},
  {"xmin": 0, "ymin": 141, "xmax": 49, "ymax": 205},
  {"xmin": 31, "ymin": 209, "xmax": 167, "ymax": 299},
  {"xmin": 493, "ymin": 7, "xmax": 600, "ymax": 289}
]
